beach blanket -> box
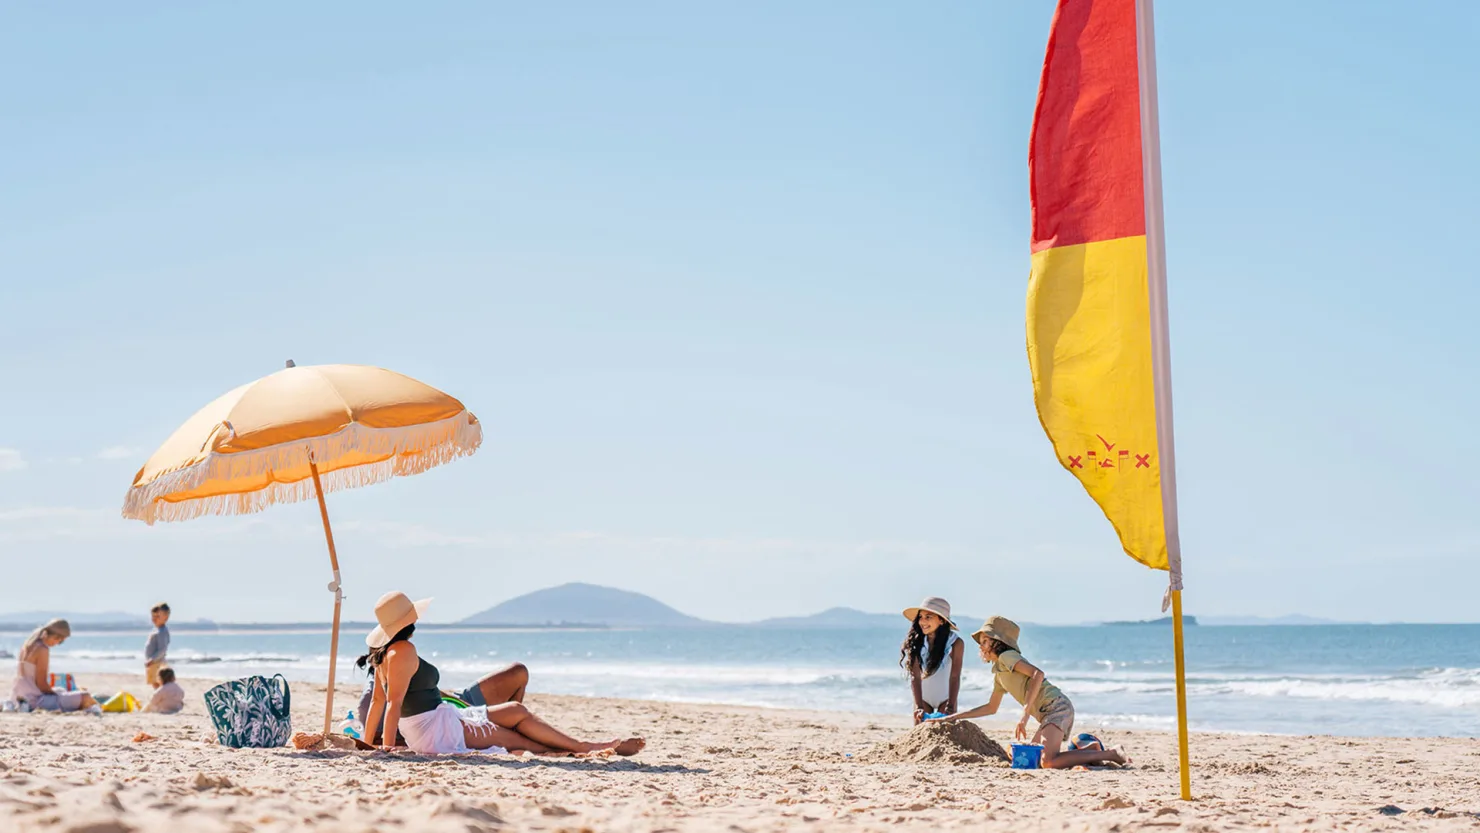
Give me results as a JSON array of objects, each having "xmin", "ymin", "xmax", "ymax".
[{"xmin": 203, "ymin": 675, "xmax": 292, "ymax": 748}]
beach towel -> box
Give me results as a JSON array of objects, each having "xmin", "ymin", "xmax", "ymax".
[{"xmin": 203, "ymin": 675, "xmax": 292, "ymax": 748}]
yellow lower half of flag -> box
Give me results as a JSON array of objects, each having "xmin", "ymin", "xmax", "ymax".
[{"xmin": 1028, "ymin": 235, "xmax": 1167, "ymax": 571}]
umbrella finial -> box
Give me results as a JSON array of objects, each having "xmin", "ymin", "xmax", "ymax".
[{"xmin": 285, "ymin": 359, "xmax": 296, "ymax": 368}]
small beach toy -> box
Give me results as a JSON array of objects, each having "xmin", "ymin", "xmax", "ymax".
[
  {"xmin": 923, "ymin": 712, "xmax": 947, "ymax": 720},
  {"xmin": 1011, "ymin": 743, "xmax": 1044, "ymax": 769},
  {"xmin": 49, "ymin": 673, "xmax": 77, "ymax": 692},
  {"xmin": 100, "ymin": 692, "xmax": 141, "ymax": 713}
]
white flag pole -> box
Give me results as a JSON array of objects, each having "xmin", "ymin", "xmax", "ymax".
[{"xmin": 1134, "ymin": 0, "xmax": 1191, "ymax": 801}]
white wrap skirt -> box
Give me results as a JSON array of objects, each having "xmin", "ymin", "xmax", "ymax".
[{"xmin": 398, "ymin": 703, "xmax": 507, "ymax": 755}]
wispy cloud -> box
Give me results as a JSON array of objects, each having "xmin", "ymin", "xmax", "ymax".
[
  {"xmin": 0, "ymin": 449, "xmax": 26, "ymax": 473},
  {"xmin": 97, "ymin": 446, "xmax": 143, "ymax": 461}
]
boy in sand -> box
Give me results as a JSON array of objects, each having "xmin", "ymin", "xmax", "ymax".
[
  {"xmin": 142, "ymin": 667, "xmax": 185, "ymax": 714},
  {"xmin": 144, "ymin": 603, "xmax": 170, "ymax": 688},
  {"xmin": 930, "ymin": 616, "xmax": 1128, "ymax": 769}
]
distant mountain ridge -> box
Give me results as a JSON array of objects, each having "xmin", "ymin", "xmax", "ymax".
[
  {"xmin": 459, "ymin": 585, "xmax": 988, "ymax": 629},
  {"xmin": 0, "ymin": 611, "xmax": 149, "ymax": 627},
  {"xmin": 754, "ymin": 607, "xmax": 987, "ymax": 630},
  {"xmin": 460, "ymin": 583, "xmax": 707, "ymax": 627},
  {"xmin": 0, "ymin": 589, "xmax": 1375, "ymax": 630}
]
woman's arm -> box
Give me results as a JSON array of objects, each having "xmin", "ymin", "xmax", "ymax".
[
  {"xmin": 34, "ymin": 647, "xmax": 56, "ymax": 695},
  {"xmin": 380, "ymin": 645, "xmax": 416, "ymax": 749},
  {"xmin": 364, "ymin": 668, "xmax": 387, "ymax": 745},
  {"xmin": 945, "ymin": 638, "xmax": 965, "ymax": 713},
  {"xmin": 1012, "ymin": 658, "xmax": 1047, "ymax": 739},
  {"xmin": 931, "ymin": 688, "xmax": 1004, "ymax": 722}
]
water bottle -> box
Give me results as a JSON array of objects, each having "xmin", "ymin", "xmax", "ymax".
[
  {"xmin": 17, "ymin": 701, "xmax": 30, "ymax": 714},
  {"xmin": 339, "ymin": 709, "xmax": 362, "ymax": 739},
  {"xmin": 1, "ymin": 699, "xmax": 15, "ymax": 712}
]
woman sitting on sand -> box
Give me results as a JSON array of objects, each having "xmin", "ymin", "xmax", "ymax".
[
  {"xmin": 360, "ymin": 592, "xmax": 645, "ymax": 757},
  {"xmin": 930, "ymin": 616, "xmax": 1128, "ymax": 769},
  {"xmin": 357, "ymin": 660, "xmax": 529, "ymax": 746},
  {"xmin": 11, "ymin": 619, "xmax": 100, "ymax": 714},
  {"xmin": 900, "ymin": 597, "xmax": 965, "ymax": 724}
]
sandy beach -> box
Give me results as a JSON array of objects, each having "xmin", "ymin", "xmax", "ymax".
[{"xmin": 1, "ymin": 672, "xmax": 1477, "ymax": 832}]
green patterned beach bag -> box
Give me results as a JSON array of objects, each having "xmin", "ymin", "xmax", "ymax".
[{"xmin": 203, "ymin": 675, "xmax": 292, "ymax": 748}]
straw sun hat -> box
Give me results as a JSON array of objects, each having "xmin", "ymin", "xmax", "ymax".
[
  {"xmin": 366, "ymin": 591, "xmax": 432, "ymax": 648},
  {"xmin": 901, "ymin": 597, "xmax": 957, "ymax": 628},
  {"xmin": 970, "ymin": 615, "xmax": 1021, "ymax": 651}
]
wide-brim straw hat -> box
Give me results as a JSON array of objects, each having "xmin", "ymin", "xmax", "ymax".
[
  {"xmin": 366, "ymin": 591, "xmax": 432, "ymax": 648},
  {"xmin": 970, "ymin": 615, "xmax": 1021, "ymax": 650},
  {"xmin": 902, "ymin": 597, "xmax": 957, "ymax": 629}
]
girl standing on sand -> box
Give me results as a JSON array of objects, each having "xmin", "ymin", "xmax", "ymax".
[
  {"xmin": 11, "ymin": 619, "xmax": 100, "ymax": 713},
  {"xmin": 900, "ymin": 597, "xmax": 965, "ymax": 724},
  {"xmin": 930, "ymin": 616, "xmax": 1128, "ymax": 769},
  {"xmin": 359, "ymin": 592, "xmax": 645, "ymax": 757}
]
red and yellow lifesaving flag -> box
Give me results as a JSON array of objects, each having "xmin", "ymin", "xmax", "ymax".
[{"xmin": 1026, "ymin": 0, "xmax": 1170, "ymax": 572}]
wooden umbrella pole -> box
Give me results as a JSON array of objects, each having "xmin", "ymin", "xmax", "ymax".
[{"xmin": 308, "ymin": 460, "xmax": 343, "ymax": 738}]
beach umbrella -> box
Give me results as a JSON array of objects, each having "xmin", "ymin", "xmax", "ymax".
[{"xmin": 121, "ymin": 361, "xmax": 482, "ymax": 734}]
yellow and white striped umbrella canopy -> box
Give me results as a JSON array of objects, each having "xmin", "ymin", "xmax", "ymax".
[{"xmin": 122, "ymin": 364, "xmax": 481, "ymax": 524}]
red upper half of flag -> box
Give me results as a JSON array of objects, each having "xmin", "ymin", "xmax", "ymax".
[{"xmin": 1029, "ymin": 0, "xmax": 1145, "ymax": 253}]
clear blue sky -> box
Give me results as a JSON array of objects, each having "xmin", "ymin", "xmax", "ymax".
[{"xmin": 1, "ymin": 2, "xmax": 1476, "ymax": 624}]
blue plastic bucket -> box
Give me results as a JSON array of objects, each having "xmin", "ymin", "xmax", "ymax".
[{"xmin": 1011, "ymin": 743, "xmax": 1044, "ymax": 769}]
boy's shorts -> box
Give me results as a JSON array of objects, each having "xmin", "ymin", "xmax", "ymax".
[
  {"xmin": 1038, "ymin": 696, "xmax": 1076, "ymax": 737},
  {"xmin": 146, "ymin": 661, "xmax": 165, "ymax": 687}
]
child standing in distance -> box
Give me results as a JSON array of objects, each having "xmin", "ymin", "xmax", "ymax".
[
  {"xmin": 900, "ymin": 597, "xmax": 965, "ymax": 724},
  {"xmin": 931, "ymin": 616, "xmax": 1128, "ymax": 769},
  {"xmin": 144, "ymin": 603, "xmax": 171, "ymax": 688}
]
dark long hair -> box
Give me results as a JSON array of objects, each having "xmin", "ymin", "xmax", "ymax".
[
  {"xmin": 899, "ymin": 615, "xmax": 953, "ymax": 676},
  {"xmin": 355, "ymin": 624, "xmax": 415, "ymax": 672}
]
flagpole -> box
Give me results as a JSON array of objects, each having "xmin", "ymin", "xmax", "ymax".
[{"xmin": 1133, "ymin": 0, "xmax": 1191, "ymax": 801}]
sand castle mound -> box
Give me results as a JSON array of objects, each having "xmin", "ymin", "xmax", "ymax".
[{"xmin": 857, "ymin": 721, "xmax": 1010, "ymax": 765}]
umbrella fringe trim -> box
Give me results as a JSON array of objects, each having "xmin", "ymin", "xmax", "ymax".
[{"xmin": 122, "ymin": 412, "xmax": 482, "ymax": 525}]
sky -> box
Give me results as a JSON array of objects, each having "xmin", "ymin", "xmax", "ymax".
[{"xmin": 1, "ymin": 2, "xmax": 1476, "ymax": 625}]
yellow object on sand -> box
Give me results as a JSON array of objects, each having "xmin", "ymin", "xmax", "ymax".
[
  {"xmin": 102, "ymin": 692, "xmax": 140, "ymax": 713},
  {"xmin": 120, "ymin": 362, "xmax": 482, "ymax": 737}
]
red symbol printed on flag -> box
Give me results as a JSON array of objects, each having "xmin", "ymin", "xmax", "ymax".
[{"xmin": 1067, "ymin": 439, "xmax": 1150, "ymax": 473}]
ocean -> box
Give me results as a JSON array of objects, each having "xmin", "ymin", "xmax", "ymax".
[{"xmin": 9, "ymin": 623, "xmax": 1478, "ymax": 738}]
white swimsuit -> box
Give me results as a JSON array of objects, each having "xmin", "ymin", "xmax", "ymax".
[{"xmin": 917, "ymin": 631, "xmax": 961, "ymax": 708}]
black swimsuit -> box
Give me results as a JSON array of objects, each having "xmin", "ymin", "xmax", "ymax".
[{"xmin": 396, "ymin": 656, "xmax": 442, "ymax": 718}]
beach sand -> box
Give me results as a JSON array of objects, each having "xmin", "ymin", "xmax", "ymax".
[{"xmin": 2, "ymin": 673, "xmax": 1478, "ymax": 832}]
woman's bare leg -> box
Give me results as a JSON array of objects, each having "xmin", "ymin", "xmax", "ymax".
[
  {"xmin": 475, "ymin": 663, "xmax": 528, "ymax": 705},
  {"xmin": 462, "ymin": 721, "xmax": 553, "ymax": 753},
  {"xmin": 1037, "ymin": 724, "xmax": 1129, "ymax": 769},
  {"xmin": 485, "ymin": 703, "xmax": 645, "ymax": 756}
]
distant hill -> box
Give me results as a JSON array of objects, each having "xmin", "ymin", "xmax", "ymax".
[
  {"xmin": 1103, "ymin": 615, "xmax": 1198, "ymax": 627},
  {"xmin": 754, "ymin": 607, "xmax": 899, "ymax": 629},
  {"xmin": 0, "ymin": 611, "xmax": 149, "ymax": 629},
  {"xmin": 460, "ymin": 583, "xmax": 708, "ymax": 628},
  {"xmin": 753, "ymin": 607, "xmax": 986, "ymax": 630}
]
